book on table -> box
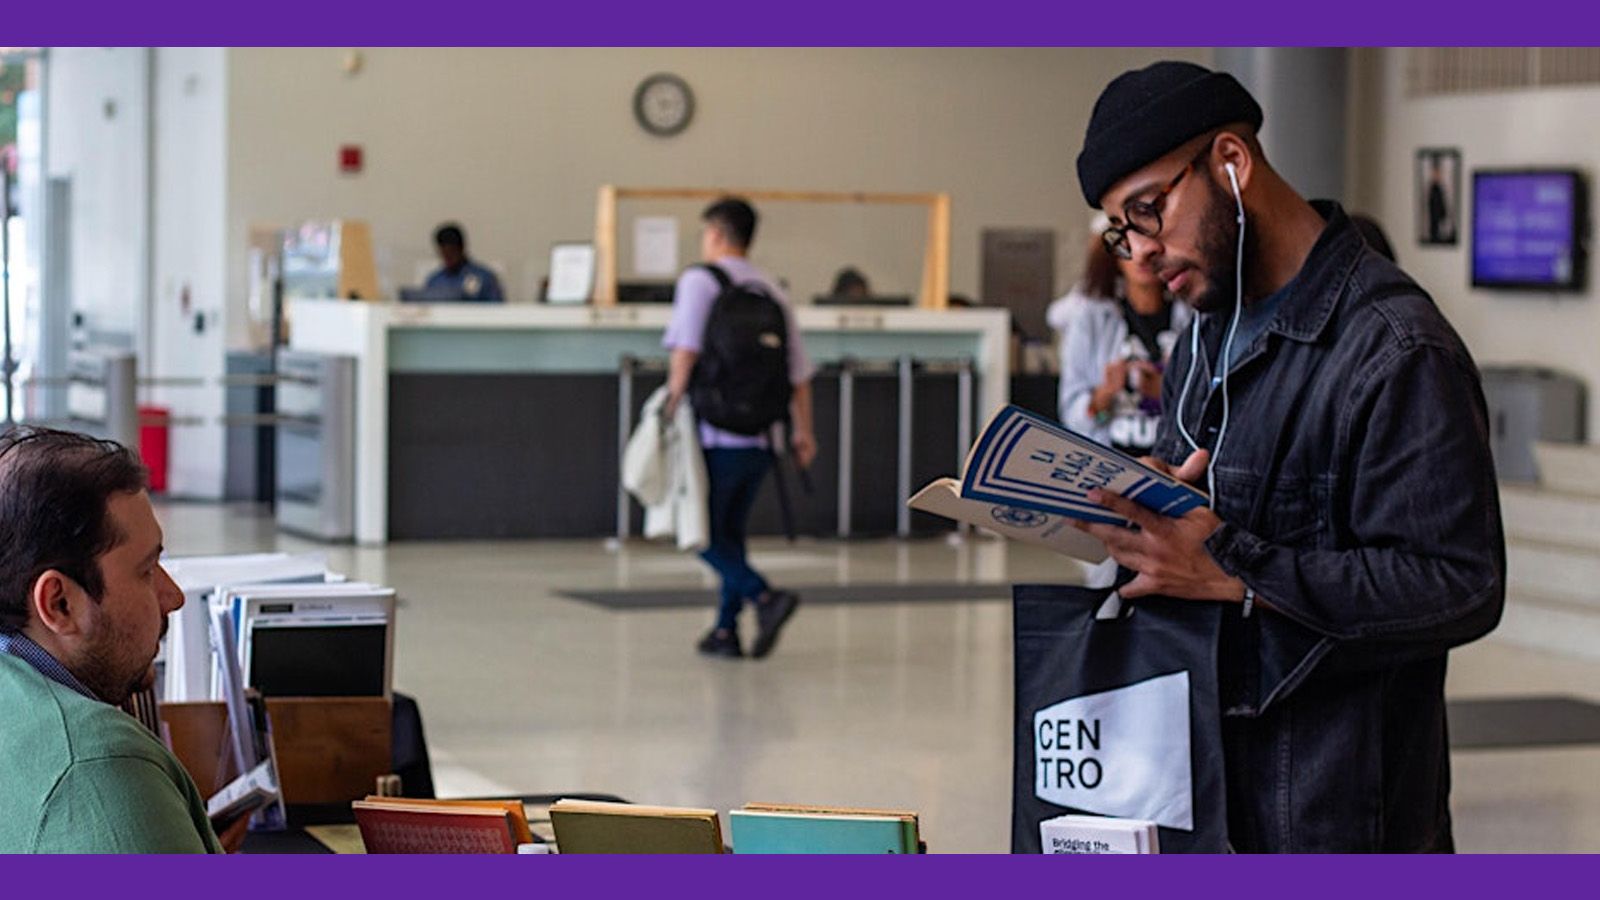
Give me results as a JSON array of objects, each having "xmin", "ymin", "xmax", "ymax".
[
  {"xmin": 549, "ymin": 799, "xmax": 724, "ymax": 854},
  {"xmin": 1039, "ymin": 813, "xmax": 1160, "ymax": 854},
  {"xmin": 206, "ymin": 758, "xmax": 280, "ymax": 835},
  {"xmin": 909, "ymin": 404, "xmax": 1208, "ymax": 562},
  {"xmin": 730, "ymin": 803, "xmax": 922, "ymax": 854},
  {"xmin": 352, "ymin": 797, "xmax": 535, "ymax": 854}
]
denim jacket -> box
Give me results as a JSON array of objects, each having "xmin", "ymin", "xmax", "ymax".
[{"xmin": 1156, "ymin": 202, "xmax": 1506, "ymax": 852}]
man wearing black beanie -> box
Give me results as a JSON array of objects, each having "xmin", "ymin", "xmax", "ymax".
[{"xmin": 1072, "ymin": 61, "xmax": 1505, "ymax": 852}]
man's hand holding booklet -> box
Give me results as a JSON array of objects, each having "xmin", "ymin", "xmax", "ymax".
[{"xmin": 910, "ymin": 405, "xmax": 1249, "ymax": 603}]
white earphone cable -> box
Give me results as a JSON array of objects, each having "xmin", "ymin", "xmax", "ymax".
[
  {"xmin": 1208, "ymin": 164, "xmax": 1246, "ymax": 506},
  {"xmin": 1175, "ymin": 315, "xmax": 1202, "ymax": 453},
  {"xmin": 1174, "ymin": 162, "xmax": 1246, "ymax": 508}
]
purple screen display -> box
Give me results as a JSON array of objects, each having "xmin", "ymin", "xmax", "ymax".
[{"xmin": 1473, "ymin": 172, "xmax": 1578, "ymax": 286}]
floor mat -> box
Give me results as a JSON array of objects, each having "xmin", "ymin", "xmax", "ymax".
[
  {"xmin": 1448, "ymin": 695, "xmax": 1600, "ymax": 750},
  {"xmin": 553, "ymin": 589, "xmax": 1600, "ymax": 752},
  {"xmin": 557, "ymin": 582, "xmax": 1013, "ymax": 610}
]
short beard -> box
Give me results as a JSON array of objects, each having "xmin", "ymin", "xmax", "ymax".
[
  {"xmin": 72, "ymin": 655, "xmax": 149, "ymax": 707},
  {"xmin": 1188, "ymin": 174, "xmax": 1248, "ymax": 315},
  {"xmin": 68, "ymin": 612, "xmax": 157, "ymax": 707}
]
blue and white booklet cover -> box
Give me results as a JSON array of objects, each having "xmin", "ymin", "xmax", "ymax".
[{"xmin": 908, "ymin": 405, "xmax": 1207, "ymax": 563}]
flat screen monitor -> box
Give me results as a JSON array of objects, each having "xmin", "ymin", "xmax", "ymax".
[
  {"xmin": 616, "ymin": 281, "xmax": 677, "ymax": 304},
  {"xmin": 1472, "ymin": 169, "xmax": 1588, "ymax": 291},
  {"xmin": 399, "ymin": 286, "xmax": 467, "ymax": 302},
  {"xmin": 812, "ymin": 294, "xmax": 913, "ymax": 307}
]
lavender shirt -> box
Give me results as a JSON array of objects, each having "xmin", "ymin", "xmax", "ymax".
[{"xmin": 662, "ymin": 256, "xmax": 814, "ymax": 448}]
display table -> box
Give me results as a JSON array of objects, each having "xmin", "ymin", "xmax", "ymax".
[{"xmin": 288, "ymin": 299, "xmax": 1010, "ymax": 544}]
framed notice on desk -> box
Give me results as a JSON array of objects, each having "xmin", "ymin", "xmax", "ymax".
[{"xmin": 546, "ymin": 242, "xmax": 596, "ymax": 304}]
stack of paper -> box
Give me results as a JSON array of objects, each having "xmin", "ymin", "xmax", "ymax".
[
  {"xmin": 215, "ymin": 581, "xmax": 396, "ymax": 699},
  {"xmin": 161, "ymin": 553, "xmax": 332, "ymax": 702},
  {"xmin": 1039, "ymin": 814, "xmax": 1160, "ymax": 854}
]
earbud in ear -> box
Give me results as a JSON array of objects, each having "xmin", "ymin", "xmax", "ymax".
[{"xmin": 1224, "ymin": 162, "xmax": 1244, "ymax": 223}]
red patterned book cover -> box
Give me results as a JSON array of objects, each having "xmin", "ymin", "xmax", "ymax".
[{"xmin": 353, "ymin": 802, "xmax": 521, "ymax": 854}]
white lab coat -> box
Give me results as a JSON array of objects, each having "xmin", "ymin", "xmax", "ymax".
[{"xmin": 621, "ymin": 387, "xmax": 709, "ymax": 551}]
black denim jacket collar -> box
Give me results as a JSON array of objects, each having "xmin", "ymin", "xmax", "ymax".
[{"xmin": 1262, "ymin": 200, "xmax": 1363, "ymax": 345}]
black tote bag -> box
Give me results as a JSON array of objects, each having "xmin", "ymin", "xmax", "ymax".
[{"xmin": 1012, "ymin": 583, "xmax": 1229, "ymax": 853}]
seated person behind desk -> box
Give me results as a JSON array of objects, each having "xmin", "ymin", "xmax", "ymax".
[
  {"xmin": 815, "ymin": 266, "xmax": 910, "ymax": 306},
  {"xmin": 830, "ymin": 267, "xmax": 870, "ymax": 299},
  {"xmin": 0, "ymin": 428, "xmax": 222, "ymax": 853},
  {"xmin": 422, "ymin": 222, "xmax": 504, "ymax": 302}
]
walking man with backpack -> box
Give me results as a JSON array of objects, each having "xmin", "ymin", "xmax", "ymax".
[{"xmin": 664, "ymin": 197, "xmax": 818, "ymax": 659}]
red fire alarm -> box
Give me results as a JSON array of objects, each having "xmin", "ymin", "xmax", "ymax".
[{"xmin": 339, "ymin": 144, "xmax": 363, "ymax": 174}]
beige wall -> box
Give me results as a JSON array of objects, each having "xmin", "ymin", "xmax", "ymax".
[
  {"xmin": 225, "ymin": 47, "xmax": 1208, "ymax": 333},
  {"xmin": 1349, "ymin": 48, "xmax": 1600, "ymax": 434},
  {"xmin": 45, "ymin": 48, "xmax": 149, "ymax": 345}
]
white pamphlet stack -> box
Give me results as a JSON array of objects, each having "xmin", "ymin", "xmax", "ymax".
[{"xmin": 1039, "ymin": 814, "xmax": 1160, "ymax": 854}]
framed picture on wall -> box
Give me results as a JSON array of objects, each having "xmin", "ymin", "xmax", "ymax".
[{"xmin": 1416, "ymin": 148, "xmax": 1462, "ymax": 246}]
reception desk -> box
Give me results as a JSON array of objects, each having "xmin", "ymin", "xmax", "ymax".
[{"xmin": 288, "ymin": 299, "xmax": 1010, "ymax": 544}]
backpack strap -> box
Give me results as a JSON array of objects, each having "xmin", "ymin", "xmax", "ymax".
[{"xmin": 696, "ymin": 263, "xmax": 733, "ymax": 292}]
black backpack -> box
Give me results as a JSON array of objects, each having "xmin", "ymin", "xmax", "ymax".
[{"xmin": 689, "ymin": 264, "xmax": 793, "ymax": 436}]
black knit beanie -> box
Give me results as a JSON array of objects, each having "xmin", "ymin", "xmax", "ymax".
[{"xmin": 1076, "ymin": 61, "xmax": 1264, "ymax": 208}]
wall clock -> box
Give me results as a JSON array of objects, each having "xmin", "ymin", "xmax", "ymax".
[{"xmin": 633, "ymin": 73, "xmax": 695, "ymax": 137}]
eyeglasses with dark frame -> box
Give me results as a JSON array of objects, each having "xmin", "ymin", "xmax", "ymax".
[{"xmin": 1101, "ymin": 139, "xmax": 1217, "ymax": 260}]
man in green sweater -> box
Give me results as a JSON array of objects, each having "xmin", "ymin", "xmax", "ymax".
[{"xmin": 0, "ymin": 427, "xmax": 222, "ymax": 853}]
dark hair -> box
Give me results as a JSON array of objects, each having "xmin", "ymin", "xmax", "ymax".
[
  {"xmin": 1350, "ymin": 214, "xmax": 1397, "ymax": 263},
  {"xmin": 0, "ymin": 427, "xmax": 147, "ymax": 631},
  {"xmin": 702, "ymin": 197, "xmax": 758, "ymax": 250},
  {"xmin": 831, "ymin": 267, "xmax": 869, "ymax": 295},
  {"xmin": 433, "ymin": 223, "xmax": 465, "ymax": 248},
  {"xmin": 1080, "ymin": 230, "xmax": 1121, "ymax": 300}
]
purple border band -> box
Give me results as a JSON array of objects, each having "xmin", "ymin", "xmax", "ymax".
[
  {"xmin": 9, "ymin": 2, "xmax": 1600, "ymax": 893},
  {"xmin": 7, "ymin": 854, "xmax": 1600, "ymax": 893},
  {"xmin": 7, "ymin": 0, "xmax": 1600, "ymax": 45}
]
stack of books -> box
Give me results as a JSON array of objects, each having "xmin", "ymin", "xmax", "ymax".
[
  {"xmin": 1039, "ymin": 814, "xmax": 1160, "ymax": 854},
  {"xmin": 729, "ymin": 803, "xmax": 923, "ymax": 854},
  {"xmin": 345, "ymin": 797, "xmax": 935, "ymax": 855},
  {"xmin": 353, "ymin": 797, "xmax": 536, "ymax": 854}
]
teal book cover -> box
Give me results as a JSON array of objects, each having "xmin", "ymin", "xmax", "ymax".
[{"xmin": 729, "ymin": 811, "xmax": 916, "ymax": 854}]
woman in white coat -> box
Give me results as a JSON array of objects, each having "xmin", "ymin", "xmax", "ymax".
[{"xmin": 1051, "ymin": 222, "xmax": 1193, "ymax": 458}]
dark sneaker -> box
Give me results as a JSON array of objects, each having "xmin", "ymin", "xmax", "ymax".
[
  {"xmin": 697, "ymin": 628, "xmax": 743, "ymax": 659},
  {"xmin": 750, "ymin": 590, "xmax": 801, "ymax": 659}
]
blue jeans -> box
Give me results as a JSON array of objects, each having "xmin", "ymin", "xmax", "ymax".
[{"xmin": 700, "ymin": 448, "xmax": 772, "ymax": 631}]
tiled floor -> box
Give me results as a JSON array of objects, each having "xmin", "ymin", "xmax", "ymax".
[{"xmin": 158, "ymin": 502, "xmax": 1600, "ymax": 852}]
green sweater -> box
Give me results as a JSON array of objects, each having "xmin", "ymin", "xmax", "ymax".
[{"xmin": 0, "ymin": 653, "xmax": 223, "ymax": 853}]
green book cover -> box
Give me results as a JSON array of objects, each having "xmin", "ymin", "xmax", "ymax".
[
  {"xmin": 550, "ymin": 801, "xmax": 724, "ymax": 854},
  {"xmin": 729, "ymin": 810, "xmax": 917, "ymax": 854}
]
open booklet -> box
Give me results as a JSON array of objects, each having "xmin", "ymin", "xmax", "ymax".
[{"xmin": 908, "ymin": 405, "xmax": 1208, "ymax": 563}]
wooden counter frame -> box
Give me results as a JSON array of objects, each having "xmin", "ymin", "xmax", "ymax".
[{"xmin": 593, "ymin": 185, "xmax": 951, "ymax": 310}]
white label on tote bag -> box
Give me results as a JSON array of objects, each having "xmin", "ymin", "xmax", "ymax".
[{"xmin": 1033, "ymin": 670, "xmax": 1192, "ymax": 831}]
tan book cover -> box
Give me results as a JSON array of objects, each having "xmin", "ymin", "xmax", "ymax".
[{"xmin": 909, "ymin": 478, "xmax": 1110, "ymax": 562}]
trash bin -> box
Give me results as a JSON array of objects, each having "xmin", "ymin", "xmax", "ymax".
[{"xmin": 139, "ymin": 405, "xmax": 170, "ymax": 493}]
